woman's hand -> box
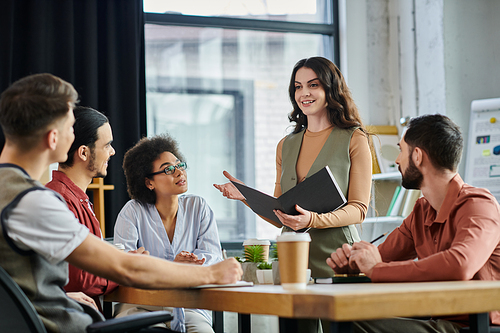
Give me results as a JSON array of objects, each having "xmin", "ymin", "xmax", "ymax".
[
  {"xmin": 174, "ymin": 251, "xmax": 206, "ymax": 265},
  {"xmin": 273, "ymin": 204, "xmax": 311, "ymax": 231},
  {"xmin": 213, "ymin": 171, "xmax": 245, "ymax": 200},
  {"xmin": 66, "ymin": 292, "xmax": 97, "ymax": 309}
]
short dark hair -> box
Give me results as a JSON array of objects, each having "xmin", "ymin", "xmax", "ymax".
[
  {"xmin": 123, "ymin": 134, "xmax": 185, "ymax": 205},
  {"xmin": 0, "ymin": 73, "xmax": 78, "ymax": 150},
  {"xmin": 404, "ymin": 114, "xmax": 463, "ymax": 171},
  {"xmin": 288, "ymin": 57, "xmax": 365, "ymax": 134},
  {"xmin": 60, "ymin": 106, "xmax": 109, "ymax": 168}
]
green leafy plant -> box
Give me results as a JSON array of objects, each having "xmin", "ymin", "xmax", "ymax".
[
  {"xmin": 234, "ymin": 256, "xmax": 244, "ymax": 263},
  {"xmin": 244, "ymin": 245, "xmax": 265, "ymax": 263},
  {"xmin": 257, "ymin": 262, "xmax": 272, "ymax": 270}
]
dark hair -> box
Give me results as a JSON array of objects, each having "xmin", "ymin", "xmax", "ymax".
[
  {"xmin": 288, "ymin": 57, "xmax": 365, "ymax": 134},
  {"xmin": 404, "ymin": 114, "xmax": 463, "ymax": 171},
  {"xmin": 0, "ymin": 73, "xmax": 78, "ymax": 150},
  {"xmin": 123, "ymin": 134, "xmax": 185, "ymax": 205},
  {"xmin": 59, "ymin": 106, "xmax": 109, "ymax": 168}
]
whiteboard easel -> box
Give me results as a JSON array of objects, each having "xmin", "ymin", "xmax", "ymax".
[{"xmin": 465, "ymin": 97, "xmax": 500, "ymax": 203}]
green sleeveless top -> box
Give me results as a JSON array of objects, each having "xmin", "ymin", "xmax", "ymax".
[{"xmin": 281, "ymin": 127, "xmax": 361, "ymax": 278}]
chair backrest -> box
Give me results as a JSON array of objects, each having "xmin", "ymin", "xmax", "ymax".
[{"xmin": 0, "ymin": 265, "xmax": 47, "ymax": 332}]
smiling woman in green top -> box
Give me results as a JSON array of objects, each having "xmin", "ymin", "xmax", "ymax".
[{"xmin": 214, "ymin": 56, "xmax": 372, "ymax": 278}]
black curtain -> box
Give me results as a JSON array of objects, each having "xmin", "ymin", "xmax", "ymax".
[{"xmin": 0, "ymin": 0, "xmax": 147, "ymax": 237}]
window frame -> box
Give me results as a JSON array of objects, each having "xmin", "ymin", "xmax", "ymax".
[
  {"xmin": 144, "ymin": 0, "xmax": 340, "ymax": 66},
  {"xmin": 142, "ymin": 1, "xmax": 340, "ymax": 240}
]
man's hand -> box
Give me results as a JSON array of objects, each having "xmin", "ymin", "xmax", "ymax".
[
  {"xmin": 349, "ymin": 241, "xmax": 382, "ymax": 277},
  {"xmin": 274, "ymin": 205, "xmax": 311, "ymax": 231},
  {"xmin": 327, "ymin": 243, "xmax": 360, "ymax": 274},
  {"xmin": 174, "ymin": 251, "xmax": 206, "ymax": 265},
  {"xmin": 213, "ymin": 171, "xmax": 245, "ymax": 200},
  {"xmin": 209, "ymin": 258, "xmax": 243, "ymax": 285},
  {"xmin": 128, "ymin": 246, "xmax": 150, "ymax": 255},
  {"xmin": 66, "ymin": 292, "xmax": 97, "ymax": 309}
]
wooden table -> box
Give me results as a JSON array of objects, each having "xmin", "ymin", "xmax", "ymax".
[{"xmin": 105, "ymin": 280, "xmax": 500, "ymax": 333}]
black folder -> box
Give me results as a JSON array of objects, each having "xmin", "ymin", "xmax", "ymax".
[{"xmin": 231, "ymin": 166, "xmax": 347, "ymax": 227}]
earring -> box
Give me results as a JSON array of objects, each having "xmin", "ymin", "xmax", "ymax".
[{"xmin": 149, "ymin": 187, "xmax": 154, "ymax": 191}]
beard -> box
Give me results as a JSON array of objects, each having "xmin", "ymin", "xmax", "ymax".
[
  {"xmin": 400, "ymin": 157, "xmax": 423, "ymax": 190},
  {"xmin": 87, "ymin": 150, "xmax": 107, "ymax": 178}
]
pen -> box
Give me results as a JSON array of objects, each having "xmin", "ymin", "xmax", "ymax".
[
  {"xmin": 222, "ymin": 249, "xmax": 228, "ymax": 260},
  {"xmin": 369, "ymin": 232, "xmax": 388, "ymax": 244}
]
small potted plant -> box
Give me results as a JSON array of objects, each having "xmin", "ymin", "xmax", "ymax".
[
  {"xmin": 256, "ymin": 262, "xmax": 273, "ymax": 284},
  {"xmin": 241, "ymin": 245, "xmax": 265, "ymax": 283}
]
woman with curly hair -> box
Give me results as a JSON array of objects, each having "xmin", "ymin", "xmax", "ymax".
[
  {"xmin": 215, "ymin": 56, "xmax": 372, "ymax": 278},
  {"xmin": 114, "ymin": 134, "xmax": 221, "ymax": 333}
]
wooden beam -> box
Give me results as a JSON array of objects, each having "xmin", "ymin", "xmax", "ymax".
[{"xmin": 87, "ymin": 178, "xmax": 114, "ymax": 237}]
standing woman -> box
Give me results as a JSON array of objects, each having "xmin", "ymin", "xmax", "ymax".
[
  {"xmin": 215, "ymin": 56, "xmax": 372, "ymax": 279},
  {"xmin": 114, "ymin": 134, "xmax": 222, "ymax": 333}
]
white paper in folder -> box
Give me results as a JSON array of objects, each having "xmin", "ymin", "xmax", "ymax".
[{"xmin": 465, "ymin": 97, "xmax": 500, "ymax": 203}]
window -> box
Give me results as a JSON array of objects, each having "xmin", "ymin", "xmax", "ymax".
[
  {"xmin": 144, "ymin": 0, "xmax": 339, "ymax": 241},
  {"xmin": 144, "ymin": 0, "xmax": 333, "ymax": 24}
]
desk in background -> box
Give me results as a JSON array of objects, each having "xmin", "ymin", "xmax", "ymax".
[{"xmin": 105, "ymin": 280, "xmax": 500, "ymax": 333}]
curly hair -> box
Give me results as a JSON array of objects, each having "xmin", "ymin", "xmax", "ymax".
[
  {"xmin": 123, "ymin": 134, "xmax": 185, "ymax": 205},
  {"xmin": 288, "ymin": 57, "xmax": 365, "ymax": 134}
]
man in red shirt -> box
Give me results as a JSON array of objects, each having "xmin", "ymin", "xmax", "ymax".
[
  {"xmin": 328, "ymin": 114, "xmax": 500, "ymax": 332},
  {"xmin": 46, "ymin": 106, "xmax": 146, "ymax": 311}
]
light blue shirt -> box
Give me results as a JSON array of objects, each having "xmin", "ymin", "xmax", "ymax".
[{"xmin": 114, "ymin": 194, "xmax": 223, "ymax": 332}]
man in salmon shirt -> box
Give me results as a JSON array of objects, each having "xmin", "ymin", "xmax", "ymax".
[
  {"xmin": 45, "ymin": 106, "xmax": 138, "ymax": 312},
  {"xmin": 328, "ymin": 114, "xmax": 500, "ymax": 333}
]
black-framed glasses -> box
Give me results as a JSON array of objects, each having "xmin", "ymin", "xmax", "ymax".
[{"xmin": 147, "ymin": 162, "xmax": 187, "ymax": 177}]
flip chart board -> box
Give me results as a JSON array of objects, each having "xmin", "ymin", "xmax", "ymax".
[{"xmin": 465, "ymin": 97, "xmax": 500, "ymax": 203}]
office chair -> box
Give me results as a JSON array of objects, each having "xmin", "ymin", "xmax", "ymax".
[{"xmin": 0, "ymin": 265, "xmax": 174, "ymax": 333}]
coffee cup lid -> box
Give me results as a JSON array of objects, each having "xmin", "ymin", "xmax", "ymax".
[
  {"xmin": 114, "ymin": 243, "xmax": 125, "ymax": 250},
  {"xmin": 276, "ymin": 232, "xmax": 311, "ymax": 242},
  {"xmin": 243, "ymin": 238, "xmax": 271, "ymax": 246}
]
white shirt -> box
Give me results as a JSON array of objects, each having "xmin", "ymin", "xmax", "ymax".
[{"xmin": 5, "ymin": 189, "xmax": 89, "ymax": 265}]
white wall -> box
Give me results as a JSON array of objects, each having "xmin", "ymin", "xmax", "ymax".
[
  {"xmin": 345, "ymin": 0, "xmax": 500, "ymax": 176},
  {"xmin": 443, "ymin": 0, "xmax": 500, "ymax": 176}
]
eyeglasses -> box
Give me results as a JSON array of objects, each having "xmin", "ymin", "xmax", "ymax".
[{"xmin": 147, "ymin": 162, "xmax": 187, "ymax": 177}]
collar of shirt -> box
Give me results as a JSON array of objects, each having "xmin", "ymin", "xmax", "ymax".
[
  {"xmin": 427, "ymin": 173, "xmax": 464, "ymax": 226},
  {"xmin": 50, "ymin": 170, "xmax": 91, "ymax": 204}
]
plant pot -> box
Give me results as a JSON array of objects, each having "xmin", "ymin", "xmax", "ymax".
[
  {"xmin": 241, "ymin": 262, "xmax": 259, "ymax": 284},
  {"xmin": 272, "ymin": 261, "xmax": 280, "ymax": 285},
  {"xmin": 256, "ymin": 269, "xmax": 273, "ymax": 284}
]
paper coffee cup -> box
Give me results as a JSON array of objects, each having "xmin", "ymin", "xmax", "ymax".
[
  {"xmin": 243, "ymin": 239, "xmax": 271, "ymax": 262},
  {"xmin": 276, "ymin": 232, "xmax": 311, "ymax": 290}
]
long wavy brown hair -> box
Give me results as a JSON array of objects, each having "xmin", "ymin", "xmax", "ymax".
[{"xmin": 288, "ymin": 57, "xmax": 366, "ymax": 134}]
